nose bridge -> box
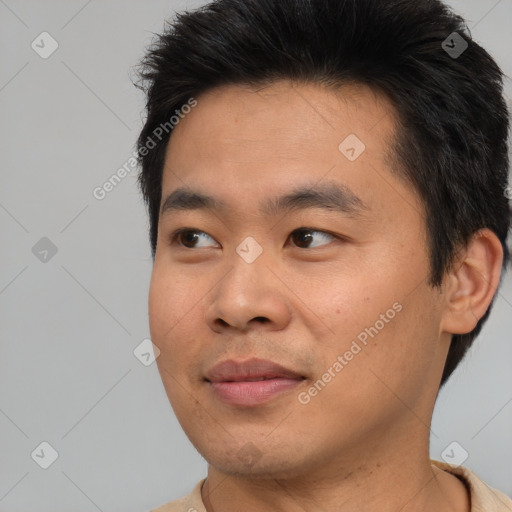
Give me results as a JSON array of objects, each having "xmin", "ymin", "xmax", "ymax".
[
  {"xmin": 235, "ymin": 235, "xmax": 265, "ymax": 266},
  {"xmin": 205, "ymin": 244, "xmax": 291, "ymax": 331},
  {"xmin": 218, "ymin": 243, "xmax": 270, "ymax": 308}
]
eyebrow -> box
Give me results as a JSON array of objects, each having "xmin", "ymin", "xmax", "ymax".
[{"xmin": 160, "ymin": 181, "xmax": 369, "ymax": 218}]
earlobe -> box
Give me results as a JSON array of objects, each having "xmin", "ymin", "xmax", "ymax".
[{"xmin": 440, "ymin": 229, "xmax": 504, "ymax": 335}]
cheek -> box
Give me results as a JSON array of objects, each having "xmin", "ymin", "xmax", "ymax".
[
  {"xmin": 148, "ymin": 264, "xmax": 203, "ymax": 356},
  {"xmin": 149, "ymin": 266, "xmax": 208, "ymax": 409},
  {"xmin": 321, "ymin": 271, "xmax": 437, "ymax": 387},
  {"xmin": 350, "ymin": 290, "xmax": 440, "ymax": 403},
  {"xmin": 317, "ymin": 278, "xmax": 393, "ymax": 351},
  {"xmin": 148, "ymin": 270, "xmax": 174, "ymax": 341}
]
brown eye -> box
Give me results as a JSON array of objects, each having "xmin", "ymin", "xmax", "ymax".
[
  {"xmin": 290, "ymin": 229, "xmax": 335, "ymax": 248},
  {"xmin": 172, "ymin": 229, "xmax": 218, "ymax": 249}
]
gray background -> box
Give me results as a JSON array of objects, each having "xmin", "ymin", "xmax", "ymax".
[{"xmin": 0, "ymin": 0, "xmax": 511, "ymax": 511}]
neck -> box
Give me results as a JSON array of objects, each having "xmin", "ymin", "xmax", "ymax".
[{"xmin": 201, "ymin": 437, "xmax": 469, "ymax": 512}]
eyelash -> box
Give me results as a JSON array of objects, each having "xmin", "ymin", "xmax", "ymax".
[{"xmin": 169, "ymin": 227, "xmax": 339, "ymax": 250}]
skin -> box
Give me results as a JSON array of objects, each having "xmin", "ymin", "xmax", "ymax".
[{"xmin": 148, "ymin": 80, "xmax": 503, "ymax": 512}]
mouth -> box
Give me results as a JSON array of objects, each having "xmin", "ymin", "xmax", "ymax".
[{"xmin": 205, "ymin": 358, "xmax": 306, "ymax": 406}]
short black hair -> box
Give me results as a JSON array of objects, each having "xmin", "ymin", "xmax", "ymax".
[{"xmin": 135, "ymin": 0, "xmax": 511, "ymax": 386}]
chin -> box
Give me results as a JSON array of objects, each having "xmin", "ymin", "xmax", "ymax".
[
  {"xmin": 207, "ymin": 456, "xmax": 305, "ymax": 480},
  {"xmin": 198, "ymin": 439, "xmax": 316, "ymax": 480}
]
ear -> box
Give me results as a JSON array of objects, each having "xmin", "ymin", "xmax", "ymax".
[{"xmin": 440, "ymin": 228, "xmax": 504, "ymax": 335}]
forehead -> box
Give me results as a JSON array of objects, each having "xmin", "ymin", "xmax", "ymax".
[
  {"xmin": 166, "ymin": 80, "xmax": 397, "ymax": 160},
  {"xmin": 160, "ymin": 80, "xmax": 415, "ymax": 218}
]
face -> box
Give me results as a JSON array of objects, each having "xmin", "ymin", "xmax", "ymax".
[{"xmin": 149, "ymin": 80, "xmax": 449, "ymax": 480}]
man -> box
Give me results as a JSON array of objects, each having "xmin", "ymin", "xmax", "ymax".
[{"xmin": 135, "ymin": 0, "xmax": 512, "ymax": 510}]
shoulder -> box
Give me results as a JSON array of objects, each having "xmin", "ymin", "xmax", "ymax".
[
  {"xmin": 432, "ymin": 460, "xmax": 512, "ymax": 512},
  {"xmin": 151, "ymin": 479, "xmax": 207, "ymax": 512}
]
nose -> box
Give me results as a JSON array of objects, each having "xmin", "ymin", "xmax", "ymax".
[{"xmin": 204, "ymin": 254, "xmax": 292, "ymax": 334}]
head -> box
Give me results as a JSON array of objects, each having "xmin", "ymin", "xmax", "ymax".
[{"xmin": 136, "ymin": 0, "xmax": 510, "ymax": 478}]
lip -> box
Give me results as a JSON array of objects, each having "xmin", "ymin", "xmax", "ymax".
[{"xmin": 205, "ymin": 358, "xmax": 305, "ymax": 406}]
